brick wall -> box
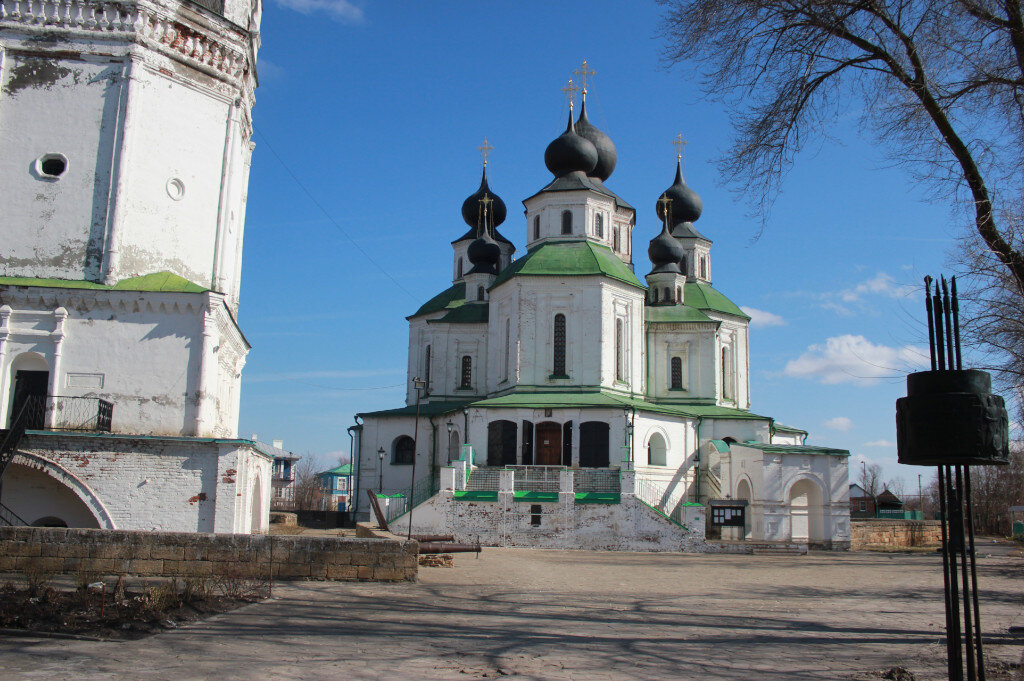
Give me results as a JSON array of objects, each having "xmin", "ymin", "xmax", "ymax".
[
  {"xmin": 0, "ymin": 527, "xmax": 417, "ymax": 582},
  {"xmin": 850, "ymin": 519, "xmax": 941, "ymax": 550}
]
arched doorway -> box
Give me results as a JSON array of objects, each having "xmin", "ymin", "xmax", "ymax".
[
  {"xmin": 7, "ymin": 352, "xmax": 49, "ymax": 429},
  {"xmin": 646, "ymin": 432, "xmax": 667, "ymax": 466},
  {"xmin": 789, "ymin": 478, "xmax": 824, "ymax": 543},
  {"xmin": 579, "ymin": 422, "xmax": 609, "ymax": 468},
  {"xmin": 535, "ymin": 422, "xmax": 561, "ymax": 465},
  {"xmin": 2, "ymin": 462, "xmax": 101, "ymax": 528},
  {"xmin": 487, "ymin": 420, "xmax": 517, "ymax": 466},
  {"xmin": 736, "ymin": 478, "xmax": 752, "ymax": 539},
  {"xmin": 447, "ymin": 430, "xmax": 461, "ymax": 462},
  {"xmin": 250, "ymin": 475, "xmax": 263, "ymax": 533}
]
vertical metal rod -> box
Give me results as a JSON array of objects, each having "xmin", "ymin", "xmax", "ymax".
[
  {"xmin": 955, "ymin": 466, "xmax": 978, "ymax": 681},
  {"xmin": 937, "ymin": 466, "xmax": 960, "ymax": 681},
  {"xmin": 965, "ymin": 466, "xmax": 986, "ymax": 680},
  {"xmin": 951, "ymin": 276, "xmax": 963, "ymax": 370},
  {"xmin": 933, "ymin": 284, "xmax": 947, "ymax": 371},
  {"xmin": 924, "ymin": 276, "xmax": 937, "ymax": 370},
  {"xmin": 946, "ymin": 465, "xmax": 965, "ymax": 679},
  {"xmin": 942, "ymin": 277, "xmax": 956, "ymax": 371}
]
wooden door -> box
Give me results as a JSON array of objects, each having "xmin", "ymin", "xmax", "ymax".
[{"xmin": 535, "ymin": 422, "xmax": 561, "ymax": 465}]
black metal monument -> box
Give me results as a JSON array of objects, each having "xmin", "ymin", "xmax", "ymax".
[{"xmin": 895, "ymin": 276, "xmax": 1009, "ymax": 681}]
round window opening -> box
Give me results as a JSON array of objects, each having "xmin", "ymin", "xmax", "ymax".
[
  {"xmin": 166, "ymin": 178, "xmax": 185, "ymax": 201},
  {"xmin": 37, "ymin": 153, "xmax": 68, "ymax": 179}
]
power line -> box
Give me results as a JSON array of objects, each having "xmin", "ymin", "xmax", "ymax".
[{"xmin": 252, "ymin": 125, "xmax": 417, "ymax": 302}]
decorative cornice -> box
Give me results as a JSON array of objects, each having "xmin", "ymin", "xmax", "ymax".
[{"xmin": 0, "ymin": 0, "xmax": 250, "ymax": 86}]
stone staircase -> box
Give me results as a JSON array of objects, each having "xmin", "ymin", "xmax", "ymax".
[{"xmin": 710, "ymin": 540, "xmax": 809, "ymax": 555}]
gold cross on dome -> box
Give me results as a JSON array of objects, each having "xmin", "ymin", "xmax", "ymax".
[
  {"xmin": 673, "ymin": 133, "xmax": 688, "ymax": 161},
  {"xmin": 574, "ymin": 59, "xmax": 595, "ymax": 93},
  {"xmin": 562, "ymin": 78, "xmax": 578, "ymax": 110},
  {"xmin": 479, "ymin": 193, "xmax": 493, "ymax": 211},
  {"xmin": 658, "ymin": 193, "xmax": 673, "ymax": 226},
  {"xmin": 478, "ymin": 138, "xmax": 493, "ymax": 167}
]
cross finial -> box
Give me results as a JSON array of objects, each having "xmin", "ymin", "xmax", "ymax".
[
  {"xmin": 658, "ymin": 193, "xmax": 673, "ymax": 228},
  {"xmin": 562, "ymin": 78, "xmax": 578, "ymax": 111},
  {"xmin": 478, "ymin": 137, "xmax": 493, "ymax": 167},
  {"xmin": 673, "ymin": 133, "xmax": 687, "ymax": 162},
  {"xmin": 574, "ymin": 59, "xmax": 595, "ymax": 94}
]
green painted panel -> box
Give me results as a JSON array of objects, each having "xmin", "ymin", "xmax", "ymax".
[
  {"xmin": 453, "ymin": 490, "xmax": 498, "ymax": 502},
  {"xmin": 513, "ymin": 491, "xmax": 559, "ymax": 502},
  {"xmin": 574, "ymin": 492, "xmax": 621, "ymax": 504},
  {"xmin": 409, "ymin": 282, "xmax": 466, "ymax": 318},
  {"xmin": 645, "ymin": 305, "xmax": 715, "ymax": 324},
  {"xmin": 683, "ymin": 282, "xmax": 750, "ymax": 319}
]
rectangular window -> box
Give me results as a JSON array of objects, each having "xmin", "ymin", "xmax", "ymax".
[
  {"xmin": 670, "ymin": 356, "xmax": 682, "ymax": 389},
  {"xmin": 460, "ymin": 355, "xmax": 472, "ymax": 389},
  {"xmin": 615, "ymin": 318, "xmax": 624, "ymax": 381},
  {"xmin": 553, "ymin": 314, "xmax": 567, "ymax": 376}
]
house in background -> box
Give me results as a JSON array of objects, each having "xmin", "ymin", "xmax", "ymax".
[
  {"xmin": 875, "ymin": 489, "xmax": 906, "ymax": 518},
  {"xmin": 849, "ymin": 483, "xmax": 876, "ymax": 519},
  {"xmin": 258, "ymin": 438, "xmax": 300, "ymax": 510},
  {"xmin": 319, "ymin": 464, "xmax": 353, "ymax": 512}
]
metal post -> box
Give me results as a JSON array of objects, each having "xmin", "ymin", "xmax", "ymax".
[{"xmin": 408, "ymin": 377, "xmax": 425, "ymax": 540}]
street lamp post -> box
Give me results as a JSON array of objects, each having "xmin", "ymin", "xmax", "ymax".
[
  {"xmin": 446, "ymin": 420, "xmax": 454, "ymax": 462},
  {"xmin": 377, "ymin": 447, "xmax": 385, "ymax": 495},
  {"xmin": 408, "ymin": 377, "xmax": 426, "ymax": 539},
  {"xmin": 623, "ymin": 408, "xmax": 634, "ymax": 464}
]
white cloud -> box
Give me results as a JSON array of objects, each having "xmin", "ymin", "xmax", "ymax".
[
  {"xmin": 863, "ymin": 439, "xmax": 896, "ymax": 448},
  {"xmin": 275, "ymin": 0, "xmax": 364, "ymax": 22},
  {"xmin": 784, "ymin": 334, "xmax": 928, "ymax": 386},
  {"xmin": 816, "ymin": 272, "xmax": 918, "ymax": 315},
  {"xmin": 256, "ymin": 58, "xmax": 286, "ymax": 81},
  {"xmin": 824, "ymin": 416, "xmax": 853, "ymax": 431},
  {"xmin": 740, "ymin": 306, "xmax": 785, "ymax": 328}
]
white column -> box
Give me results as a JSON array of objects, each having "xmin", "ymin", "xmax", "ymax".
[
  {"xmin": 194, "ymin": 305, "xmax": 215, "ymax": 436},
  {"xmin": 47, "ymin": 307, "xmax": 68, "ymax": 428}
]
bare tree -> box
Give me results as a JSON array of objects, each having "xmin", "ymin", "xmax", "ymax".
[
  {"xmin": 658, "ymin": 0, "xmax": 1024, "ymax": 294},
  {"xmin": 858, "ymin": 462, "xmax": 884, "ymax": 497},
  {"xmin": 968, "ymin": 445, "xmax": 1024, "ymax": 534},
  {"xmin": 291, "ymin": 457, "xmax": 329, "ymax": 512}
]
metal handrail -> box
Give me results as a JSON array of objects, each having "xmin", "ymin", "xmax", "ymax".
[{"xmin": 0, "ymin": 501, "xmax": 28, "ymax": 527}]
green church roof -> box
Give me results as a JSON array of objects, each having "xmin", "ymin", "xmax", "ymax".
[
  {"xmin": 683, "ymin": 282, "xmax": 750, "ymax": 319},
  {"xmin": 491, "ymin": 240, "xmax": 645, "ymax": 290},
  {"xmin": 409, "ymin": 282, "xmax": 466, "ymax": 319},
  {"xmin": 429, "ymin": 303, "xmax": 489, "ymax": 324},
  {"xmin": 645, "ymin": 305, "xmax": 715, "ymax": 324},
  {"xmin": 0, "ymin": 271, "xmax": 208, "ymax": 293}
]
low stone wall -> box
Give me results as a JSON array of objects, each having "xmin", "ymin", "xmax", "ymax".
[
  {"xmin": 0, "ymin": 526, "xmax": 417, "ymax": 582},
  {"xmin": 851, "ymin": 519, "xmax": 941, "ymax": 550}
]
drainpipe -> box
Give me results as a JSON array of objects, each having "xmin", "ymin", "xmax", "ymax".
[
  {"xmin": 694, "ymin": 416, "xmax": 703, "ymax": 503},
  {"xmin": 429, "ymin": 416, "xmax": 438, "ymax": 489}
]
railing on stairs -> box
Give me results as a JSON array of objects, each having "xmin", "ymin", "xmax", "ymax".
[
  {"xmin": 0, "ymin": 501, "xmax": 28, "ymax": 527},
  {"xmin": 0, "ymin": 396, "xmax": 41, "ymax": 521}
]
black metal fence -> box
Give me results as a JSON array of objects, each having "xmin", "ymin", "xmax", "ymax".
[{"xmin": 20, "ymin": 396, "xmax": 113, "ymax": 432}]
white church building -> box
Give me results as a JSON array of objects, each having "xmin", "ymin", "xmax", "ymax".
[
  {"xmin": 0, "ymin": 0, "xmax": 270, "ymax": 532},
  {"xmin": 352, "ymin": 90, "xmax": 851, "ymax": 551}
]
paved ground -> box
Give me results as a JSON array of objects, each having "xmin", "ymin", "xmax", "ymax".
[{"xmin": 1, "ymin": 542, "xmax": 1022, "ymax": 680}]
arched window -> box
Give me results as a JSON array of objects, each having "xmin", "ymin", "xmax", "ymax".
[
  {"xmin": 681, "ymin": 254, "xmax": 687, "ymax": 274},
  {"xmin": 460, "ymin": 355, "xmax": 472, "ymax": 389},
  {"xmin": 722, "ymin": 346, "xmax": 734, "ymax": 401},
  {"xmin": 664, "ymin": 287, "xmax": 671, "ymax": 302},
  {"xmin": 647, "ymin": 433, "xmax": 667, "ymax": 466},
  {"xmin": 393, "ymin": 435, "xmax": 415, "ymax": 465},
  {"xmin": 561, "ymin": 210, "xmax": 573, "ymax": 235},
  {"xmin": 615, "ymin": 318, "xmax": 624, "ymax": 381},
  {"xmin": 676, "ymin": 286, "xmax": 682, "ymax": 302},
  {"xmin": 533, "ymin": 215, "xmax": 540, "ymax": 240},
  {"xmin": 424, "ymin": 345, "xmax": 431, "ymax": 391},
  {"xmin": 594, "ymin": 213, "xmax": 604, "ymax": 238},
  {"xmin": 652, "ymin": 288, "xmax": 659, "ymax": 304},
  {"xmin": 553, "ymin": 314, "xmax": 567, "ymax": 376},
  {"xmin": 613, "ymin": 227, "xmax": 620, "ymax": 251},
  {"xmin": 457, "ymin": 258, "xmax": 463, "ymax": 278},
  {"xmin": 477, "ymin": 285, "xmax": 485, "ymax": 301},
  {"xmin": 700, "ymin": 256, "xmax": 707, "ymax": 279},
  {"xmin": 670, "ymin": 356, "xmax": 682, "ymax": 389}
]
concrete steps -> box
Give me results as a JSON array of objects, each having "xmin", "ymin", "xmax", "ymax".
[{"xmin": 710, "ymin": 540, "xmax": 809, "ymax": 555}]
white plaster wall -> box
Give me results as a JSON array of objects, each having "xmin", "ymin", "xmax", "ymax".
[
  {"xmin": 404, "ymin": 490, "xmax": 705, "ymax": 551},
  {"xmin": 0, "ymin": 289, "xmax": 246, "ymax": 437},
  {"xmin": 0, "ymin": 0, "xmax": 259, "ymax": 308},
  {"xmin": 645, "ymin": 323, "xmax": 717, "ymax": 401},
  {"xmin": 13, "ymin": 434, "xmax": 270, "ymax": 533},
  {"xmin": 2, "ymin": 462, "xmax": 102, "ymax": 528}
]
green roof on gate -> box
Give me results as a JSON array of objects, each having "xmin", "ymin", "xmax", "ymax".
[
  {"xmin": 491, "ymin": 241, "xmax": 645, "ymax": 290},
  {"xmin": 357, "ymin": 399, "xmax": 474, "ymax": 419},
  {"xmin": 736, "ymin": 442, "xmax": 851, "ymax": 457},
  {"xmin": 683, "ymin": 282, "xmax": 749, "ymax": 319},
  {"xmin": 0, "ymin": 271, "xmax": 208, "ymax": 293}
]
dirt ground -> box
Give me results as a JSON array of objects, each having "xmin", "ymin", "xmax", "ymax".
[{"xmin": 0, "ymin": 543, "xmax": 1021, "ymax": 680}]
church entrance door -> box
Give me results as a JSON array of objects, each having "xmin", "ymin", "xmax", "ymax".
[{"xmin": 535, "ymin": 422, "xmax": 561, "ymax": 465}]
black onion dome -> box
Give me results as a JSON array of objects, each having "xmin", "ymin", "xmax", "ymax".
[
  {"xmin": 544, "ymin": 111, "xmax": 598, "ymax": 177},
  {"xmin": 467, "ymin": 231, "xmax": 501, "ymax": 275},
  {"xmin": 648, "ymin": 213, "xmax": 685, "ymax": 275},
  {"xmin": 656, "ymin": 161, "xmax": 703, "ymax": 225},
  {"xmin": 461, "ymin": 168, "xmax": 507, "ymax": 229},
  {"xmin": 574, "ymin": 98, "xmax": 617, "ymax": 181}
]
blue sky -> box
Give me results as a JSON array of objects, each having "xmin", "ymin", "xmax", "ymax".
[{"xmin": 238, "ymin": 1, "xmax": 976, "ymax": 488}]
